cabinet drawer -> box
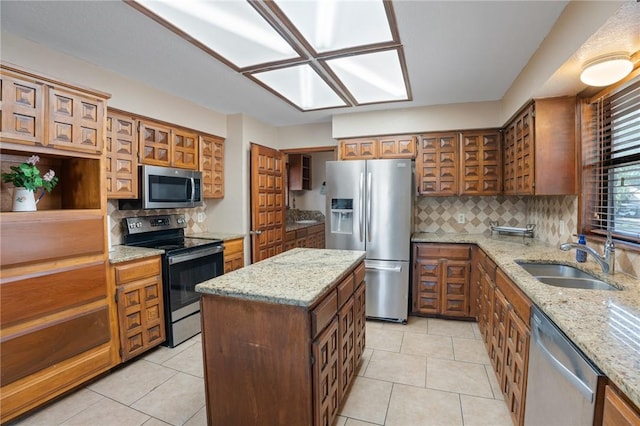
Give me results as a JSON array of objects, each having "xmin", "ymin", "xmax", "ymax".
[
  {"xmin": 311, "ymin": 290, "xmax": 338, "ymax": 339},
  {"xmin": 1, "ymin": 215, "xmax": 104, "ymax": 267},
  {"xmin": 114, "ymin": 257, "xmax": 161, "ymax": 284},
  {"xmin": 224, "ymin": 238, "xmax": 244, "ymax": 255},
  {"xmin": 1, "ymin": 261, "xmax": 107, "ymax": 327},
  {"xmin": 482, "ymin": 255, "xmax": 497, "ymax": 280},
  {"xmin": 415, "ymin": 244, "xmax": 471, "ymax": 260},
  {"xmin": 296, "ymin": 228, "xmax": 308, "ymax": 239},
  {"xmin": 337, "ymin": 274, "xmax": 355, "ymax": 308},
  {"xmin": 354, "ymin": 262, "xmax": 365, "ymax": 286},
  {"xmin": 495, "ymin": 268, "xmax": 531, "ymax": 322},
  {"xmin": 285, "ymin": 231, "xmax": 296, "ymax": 242}
]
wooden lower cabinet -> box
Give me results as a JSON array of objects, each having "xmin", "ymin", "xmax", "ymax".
[
  {"xmin": 284, "ymin": 224, "xmax": 325, "ymax": 252},
  {"xmin": 112, "ymin": 256, "xmax": 165, "ymax": 362},
  {"xmin": 200, "ymin": 260, "xmax": 364, "ymax": 426},
  {"xmin": 223, "ymin": 237, "xmax": 244, "ymax": 273},
  {"xmin": 603, "ymin": 385, "xmax": 640, "ymax": 426},
  {"xmin": 412, "ymin": 243, "xmax": 472, "ymax": 318}
]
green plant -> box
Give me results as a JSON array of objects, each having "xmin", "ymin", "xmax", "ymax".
[{"xmin": 2, "ymin": 155, "xmax": 59, "ymax": 192}]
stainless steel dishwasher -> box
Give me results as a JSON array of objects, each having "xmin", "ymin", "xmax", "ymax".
[{"xmin": 524, "ymin": 306, "xmax": 605, "ymax": 425}]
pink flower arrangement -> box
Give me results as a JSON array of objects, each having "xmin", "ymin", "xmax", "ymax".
[{"xmin": 2, "ymin": 155, "xmax": 59, "ymax": 194}]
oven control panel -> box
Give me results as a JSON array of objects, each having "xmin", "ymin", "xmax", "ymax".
[{"xmin": 123, "ymin": 214, "xmax": 187, "ymax": 234}]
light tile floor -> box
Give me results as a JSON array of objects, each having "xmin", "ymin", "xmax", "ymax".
[{"xmin": 12, "ymin": 317, "xmax": 512, "ymax": 426}]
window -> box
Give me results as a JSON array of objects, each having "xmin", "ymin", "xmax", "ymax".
[{"xmin": 581, "ymin": 76, "xmax": 640, "ymax": 244}]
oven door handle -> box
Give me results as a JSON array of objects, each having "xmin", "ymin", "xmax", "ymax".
[{"xmin": 167, "ymin": 245, "xmax": 224, "ymax": 265}]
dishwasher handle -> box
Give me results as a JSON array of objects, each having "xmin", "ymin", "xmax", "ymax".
[{"xmin": 532, "ymin": 314, "xmax": 595, "ymax": 402}]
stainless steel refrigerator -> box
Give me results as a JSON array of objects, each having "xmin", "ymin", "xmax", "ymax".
[{"xmin": 325, "ymin": 159, "xmax": 413, "ymax": 323}]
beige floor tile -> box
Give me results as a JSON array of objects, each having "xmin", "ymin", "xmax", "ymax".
[
  {"xmin": 471, "ymin": 322, "xmax": 483, "ymax": 340},
  {"xmin": 452, "ymin": 337, "xmax": 491, "ymax": 365},
  {"xmin": 428, "ymin": 318, "xmax": 475, "ymax": 339},
  {"xmin": 183, "ymin": 406, "xmax": 207, "ymax": 426},
  {"xmin": 485, "ymin": 365, "xmax": 506, "ymax": 401},
  {"xmin": 333, "ymin": 415, "xmax": 347, "ymax": 426},
  {"xmin": 339, "ymin": 376, "xmax": 392, "ymax": 425},
  {"xmin": 385, "ymin": 384, "xmax": 463, "ymax": 426},
  {"xmin": 162, "ymin": 342, "xmax": 204, "ymax": 377},
  {"xmin": 131, "ymin": 372, "xmax": 205, "ymax": 426},
  {"xmin": 364, "ymin": 350, "xmax": 426, "ymax": 387},
  {"xmin": 381, "ymin": 316, "xmax": 428, "ymax": 334},
  {"xmin": 460, "ymin": 394, "xmax": 512, "ymax": 426},
  {"xmin": 17, "ymin": 389, "xmax": 105, "ymax": 426},
  {"xmin": 356, "ymin": 348, "xmax": 373, "ymax": 377},
  {"xmin": 142, "ymin": 418, "xmax": 172, "ymax": 426},
  {"xmin": 401, "ymin": 332, "xmax": 454, "ymax": 359},
  {"xmin": 365, "ymin": 328, "xmax": 404, "ymax": 352},
  {"xmin": 365, "ymin": 321, "xmax": 384, "ymax": 331},
  {"xmin": 60, "ymin": 398, "xmax": 149, "ymax": 426},
  {"xmin": 344, "ymin": 419, "xmax": 381, "ymax": 425},
  {"xmin": 88, "ymin": 360, "xmax": 177, "ymax": 405},
  {"xmin": 426, "ymin": 358, "xmax": 493, "ymax": 398},
  {"xmin": 142, "ymin": 340, "xmax": 197, "ymax": 365}
]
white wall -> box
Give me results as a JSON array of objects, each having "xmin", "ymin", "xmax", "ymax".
[
  {"xmin": 332, "ymin": 101, "xmax": 502, "ymax": 139},
  {"xmin": 0, "ymin": 32, "xmax": 227, "ymax": 137},
  {"xmin": 277, "ymin": 122, "xmax": 335, "ymax": 150}
]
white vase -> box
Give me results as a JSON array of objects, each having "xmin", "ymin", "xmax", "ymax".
[{"xmin": 12, "ymin": 187, "xmax": 37, "ymax": 212}]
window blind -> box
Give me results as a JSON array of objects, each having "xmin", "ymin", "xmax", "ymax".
[{"xmin": 582, "ymin": 77, "xmax": 640, "ymax": 243}]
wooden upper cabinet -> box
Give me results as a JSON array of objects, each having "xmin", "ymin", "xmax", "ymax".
[
  {"xmin": 378, "ymin": 135, "xmax": 417, "ymax": 159},
  {"xmin": 0, "ymin": 70, "xmax": 45, "ymax": 146},
  {"xmin": 460, "ymin": 130, "xmax": 501, "ymax": 195},
  {"xmin": 138, "ymin": 119, "xmax": 171, "ymax": 167},
  {"xmin": 200, "ymin": 135, "xmax": 224, "ymax": 198},
  {"xmin": 338, "ymin": 135, "xmax": 417, "ymax": 160},
  {"xmin": 417, "ymin": 132, "xmax": 459, "ymax": 196},
  {"xmin": 339, "ymin": 138, "xmax": 378, "ymax": 160},
  {"xmin": 288, "ymin": 154, "xmax": 311, "ymax": 190},
  {"xmin": 106, "ymin": 112, "xmax": 138, "ymax": 199},
  {"xmin": 503, "ymin": 97, "xmax": 576, "ymax": 195},
  {"xmin": 172, "ymin": 128, "xmax": 198, "ymax": 169}
]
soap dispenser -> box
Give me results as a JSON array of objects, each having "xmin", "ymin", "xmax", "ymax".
[{"xmin": 576, "ymin": 234, "xmax": 587, "ymax": 263}]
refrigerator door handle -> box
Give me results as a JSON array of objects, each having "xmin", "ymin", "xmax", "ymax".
[
  {"xmin": 366, "ymin": 265, "xmax": 402, "ymax": 272},
  {"xmin": 366, "ymin": 171, "xmax": 372, "ymax": 242},
  {"xmin": 359, "ymin": 172, "xmax": 364, "ymax": 242}
]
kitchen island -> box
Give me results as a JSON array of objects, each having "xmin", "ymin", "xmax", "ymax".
[{"xmin": 195, "ymin": 248, "xmax": 366, "ymax": 426}]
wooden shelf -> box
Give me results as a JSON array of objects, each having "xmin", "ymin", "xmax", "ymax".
[{"xmin": 288, "ymin": 154, "xmax": 311, "ymax": 191}]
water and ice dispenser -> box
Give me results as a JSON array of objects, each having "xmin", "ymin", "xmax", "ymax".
[{"xmin": 330, "ymin": 198, "xmax": 353, "ymax": 234}]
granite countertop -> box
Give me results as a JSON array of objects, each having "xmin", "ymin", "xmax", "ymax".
[
  {"xmin": 187, "ymin": 231, "xmax": 246, "ymax": 241},
  {"xmin": 411, "ymin": 232, "xmax": 640, "ymax": 409},
  {"xmin": 196, "ymin": 248, "xmax": 365, "ymax": 307},
  {"xmin": 285, "ymin": 220, "xmax": 325, "ymax": 233},
  {"xmin": 109, "ymin": 245, "xmax": 164, "ymax": 264}
]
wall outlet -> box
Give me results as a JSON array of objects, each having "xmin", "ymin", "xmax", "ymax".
[
  {"xmin": 559, "ymin": 220, "xmax": 565, "ymax": 235},
  {"xmin": 457, "ymin": 213, "xmax": 465, "ymax": 224},
  {"xmin": 197, "ymin": 212, "xmax": 205, "ymax": 223}
]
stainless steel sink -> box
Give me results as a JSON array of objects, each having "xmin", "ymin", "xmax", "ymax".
[{"xmin": 516, "ymin": 261, "xmax": 620, "ymax": 291}]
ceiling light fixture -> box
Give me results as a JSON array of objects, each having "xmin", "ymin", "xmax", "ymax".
[{"xmin": 580, "ymin": 52, "xmax": 633, "ymax": 87}]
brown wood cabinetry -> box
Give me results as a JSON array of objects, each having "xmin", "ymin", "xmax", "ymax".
[
  {"xmin": 112, "ymin": 256, "xmax": 165, "ymax": 362},
  {"xmin": 223, "ymin": 237, "xmax": 244, "ymax": 273},
  {"xmin": 603, "ymin": 385, "xmax": 640, "ymax": 426},
  {"xmin": 200, "ymin": 260, "xmax": 365, "ymax": 426},
  {"xmin": 460, "ymin": 130, "xmax": 501, "ymax": 195},
  {"xmin": 412, "ymin": 243, "xmax": 472, "ymax": 318},
  {"xmin": 288, "ymin": 153, "xmax": 311, "ymax": 190},
  {"xmin": 171, "ymin": 128, "xmax": 198, "ymax": 169},
  {"xmin": 502, "ymin": 97, "xmax": 576, "ymax": 195},
  {"xmin": 338, "ymin": 135, "xmax": 417, "ymax": 160},
  {"xmin": 200, "ymin": 135, "xmax": 224, "ymax": 198},
  {"xmin": 284, "ymin": 224, "xmax": 325, "ymax": 252},
  {"xmin": 0, "ymin": 69, "xmax": 45, "ymax": 146},
  {"xmin": 106, "ymin": 111, "xmax": 137, "ymax": 198},
  {"xmin": 474, "ymin": 250, "xmax": 531, "ymax": 426},
  {"xmin": 416, "ymin": 132, "xmax": 459, "ymax": 195},
  {"xmin": 138, "ymin": 119, "xmax": 198, "ymax": 170}
]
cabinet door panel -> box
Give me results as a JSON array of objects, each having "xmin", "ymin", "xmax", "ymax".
[
  {"xmin": 0, "ymin": 72, "xmax": 45, "ymax": 145},
  {"xmin": 106, "ymin": 112, "xmax": 137, "ymax": 199},
  {"xmin": 313, "ymin": 318, "xmax": 339, "ymax": 426},
  {"xmin": 172, "ymin": 129, "xmax": 198, "ymax": 169},
  {"xmin": 139, "ymin": 120, "xmax": 171, "ymax": 166},
  {"xmin": 417, "ymin": 133, "xmax": 459, "ymax": 195}
]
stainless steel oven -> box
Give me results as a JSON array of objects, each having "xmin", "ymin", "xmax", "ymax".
[{"xmin": 123, "ymin": 214, "xmax": 224, "ymax": 347}]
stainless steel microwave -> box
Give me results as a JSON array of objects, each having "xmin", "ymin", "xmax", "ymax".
[{"xmin": 141, "ymin": 165, "xmax": 203, "ymax": 209}]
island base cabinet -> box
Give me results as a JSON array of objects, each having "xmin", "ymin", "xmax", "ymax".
[
  {"xmin": 200, "ymin": 295, "xmax": 313, "ymax": 426},
  {"xmin": 313, "ymin": 318, "xmax": 340, "ymax": 426}
]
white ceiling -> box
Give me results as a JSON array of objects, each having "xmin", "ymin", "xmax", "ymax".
[{"xmin": 0, "ymin": 1, "xmax": 635, "ymax": 128}]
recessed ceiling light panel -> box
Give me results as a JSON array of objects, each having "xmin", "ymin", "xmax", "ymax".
[
  {"xmin": 274, "ymin": 0, "xmax": 393, "ymax": 53},
  {"xmin": 252, "ymin": 64, "xmax": 348, "ymax": 110},
  {"xmin": 135, "ymin": 0, "xmax": 299, "ymax": 69},
  {"xmin": 325, "ymin": 49, "xmax": 408, "ymax": 104}
]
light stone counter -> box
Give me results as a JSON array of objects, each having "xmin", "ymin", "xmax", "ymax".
[
  {"xmin": 285, "ymin": 221, "xmax": 325, "ymax": 233},
  {"xmin": 196, "ymin": 248, "xmax": 365, "ymax": 307},
  {"xmin": 109, "ymin": 245, "xmax": 164, "ymax": 264},
  {"xmin": 187, "ymin": 231, "xmax": 245, "ymax": 241},
  {"xmin": 412, "ymin": 232, "xmax": 640, "ymax": 409}
]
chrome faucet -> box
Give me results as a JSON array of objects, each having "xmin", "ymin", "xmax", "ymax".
[{"xmin": 559, "ymin": 233, "xmax": 615, "ymax": 275}]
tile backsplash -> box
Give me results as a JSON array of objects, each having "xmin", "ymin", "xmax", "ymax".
[{"xmin": 108, "ymin": 200, "xmax": 208, "ymax": 247}]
